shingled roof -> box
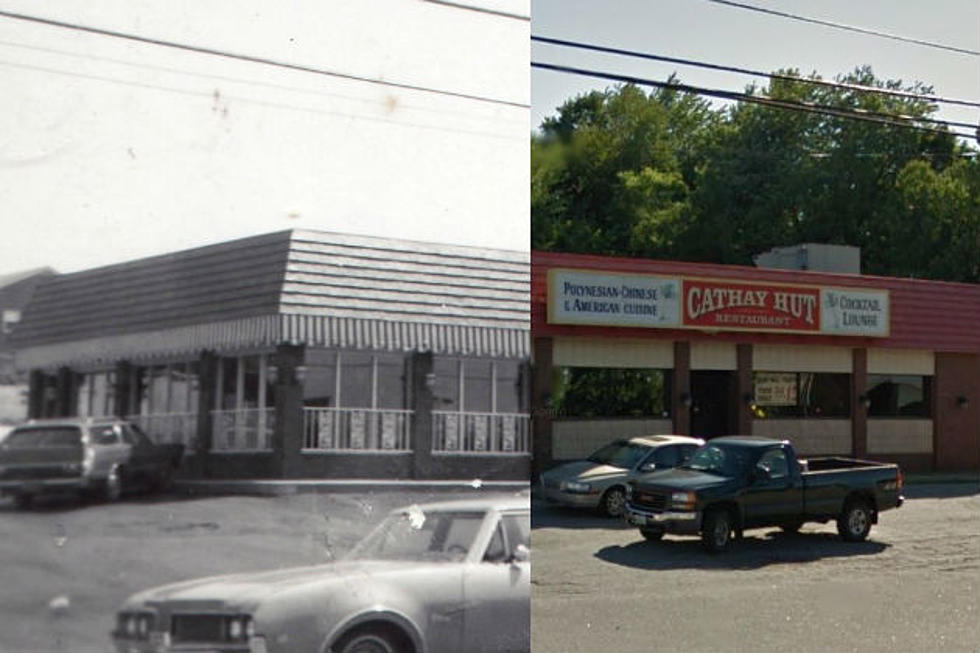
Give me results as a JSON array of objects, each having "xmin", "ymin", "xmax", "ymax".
[{"xmin": 14, "ymin": 230, "xmax": 529, "ymax": 369}]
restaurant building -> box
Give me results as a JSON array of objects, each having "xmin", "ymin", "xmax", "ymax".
[
  {"xmin": 531, "ymin": 250, "xmax": 980, "ymax": 473},
  {"xmin": 14, "ymin": 230, "xmax": 531, "ymax": 480}
]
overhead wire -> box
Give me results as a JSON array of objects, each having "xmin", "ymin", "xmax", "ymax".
[
  {"xmin": 706, "ymin": 0, "xmax": 980, "ymax": 57},
  {"xmin": 531, "ymin": 61, "xmax": 975, "ymax": 140},
  {"xmin": 0, "ymin": 8, "xmax": 529, "ymax": 109},
  {"xmin": 532, "ymin": 35, "xmax": 980, "ymax": 110}
]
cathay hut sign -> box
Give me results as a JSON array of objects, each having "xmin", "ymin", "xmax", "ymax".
[{"xmin": 548, "ymin": 269, "xmax": 889, "ymax": 337}]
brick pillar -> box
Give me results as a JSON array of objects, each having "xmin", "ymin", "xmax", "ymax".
[
  {"xmin": 672, "ymin": 341, "xmax": 691, "ymax": 435},
  {"xmin": 28, "ymin": 369, "xmax": 44, "ymax": 419},
  {"xmin": 852, "ymin": 348, "xmax": 868, "ymax": 459},
  {"xmin": 736, "ymin": 344, "xmax": 753, "ymax": 434},
  {"xmin": 114, "ymin": 361, "xmax": 132, "ymax": 418},
  {"xmin": 190, "ymin": 352, "xmax": 218, "ymax": 478},
  {"xmin": 55, "ymin": 366, "xmax": 74, "ymax": 417},
  {"xmin": 273, "ymin": 344, "xmax": 306, "ymax": 478},
  {"xmin": 410, "ymin": 350, "xmax": 435, "ymax": 480},
  {"xmin": 531, "ymin": 336, "xmax": 554, "ymax": 480}
]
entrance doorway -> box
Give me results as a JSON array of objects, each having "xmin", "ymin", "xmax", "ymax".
[{"xmin": 690, "ymin": 371, "xmax": 736, "ymax": 438}]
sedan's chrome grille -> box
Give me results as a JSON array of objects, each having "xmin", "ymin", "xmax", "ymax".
[
  {"xmin": 631, "ymin": 490, "xmax": 667, "ymax": 512},
  {"xmin": 171, "ymin": 614, "xmax": 250, "ymax": 645}
]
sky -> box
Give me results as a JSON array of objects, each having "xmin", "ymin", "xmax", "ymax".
[
  {"xmin": 0, "ymin": 0, "xmax": 530, "ymax": 276},
  {"xmin": 532, "ymin": 0, "xmax": 979, "ymax": 136}
]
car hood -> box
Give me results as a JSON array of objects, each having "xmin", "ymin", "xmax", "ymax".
[
  {"xmin": 543, "ymin": 460, "xmax": 626, "ymax": 483},
  {"xmin": 631, "ymin": 467, "xmax": 733, "ymax": 492},
  {"xmin": 125, "ymin": 559, "xmax": 449, "ymax": 611}
]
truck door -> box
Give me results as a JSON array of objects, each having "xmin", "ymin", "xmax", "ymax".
[{"xmin": 741, "ymin": 447, "xmax": 803, "ymax": 527}]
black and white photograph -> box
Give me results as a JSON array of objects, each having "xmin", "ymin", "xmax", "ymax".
[{"xmin": 0, "ymin": 2, "xmax": 530, "ymax": 652}]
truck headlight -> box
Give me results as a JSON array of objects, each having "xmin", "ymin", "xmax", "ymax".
[
  {"xmin": 560, "ymin": 481, "xmax": 591, "ymax": 493},
  {"xmin": 670, "ymin": 491, "xmax": 696, "ymax": 510}
]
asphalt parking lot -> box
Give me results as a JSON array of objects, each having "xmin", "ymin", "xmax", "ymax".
[
  {"xmin": 0, "ymin": 487, "xmax": 485, "ymax": 653},
  {"xmin": 531, "ymin": 482, "xmax": 980, "ymax": 653}
]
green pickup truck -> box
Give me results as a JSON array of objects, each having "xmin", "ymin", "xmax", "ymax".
[{"xmin": 624, "ymin": 436, "xmax": 904, "ymax": 553}]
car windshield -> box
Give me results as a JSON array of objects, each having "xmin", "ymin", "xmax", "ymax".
[
  {"xmin": 347, "ymin": 510, "xmax": 486, "ymax": 562},
  {"xmin": 586, "ymin": 441, "xmax": 650, "ymax": 468},
  {"xmin": 682, "ymin": 443, "xmax": 753, "ymax": 478},
  {"xmin": 3, "ymin": 427, "xmax": 81, "ymax": 448}
]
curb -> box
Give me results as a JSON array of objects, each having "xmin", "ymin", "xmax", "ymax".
[{"xmin": 174, "ymin": 479, "xmax": 530, "ymax": 496}]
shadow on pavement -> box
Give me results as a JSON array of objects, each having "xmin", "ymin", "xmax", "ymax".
[
  {"xmin": 903, "ymin": 483, "xmax": 979, "ymax": 499},
  {"xmin": 531, "ymin": 499, "xmax": 630, "ymax": 530},
  {"xmin": 595, "ymin": 530, "xmax": 889, "ymax": 570}
]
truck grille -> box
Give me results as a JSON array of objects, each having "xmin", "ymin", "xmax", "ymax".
[{"xmin": 631, "ymin": 490, "xmax": 667, "ymax": 512}]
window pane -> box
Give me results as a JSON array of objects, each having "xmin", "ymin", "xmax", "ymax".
[
  {"xmin": 220, "ymin": 357, "xmax": 237, "ymax": 410},
  {"xmin": 376, "ymin": 353, "xmax": 407, "ymax": 409},
  {"xmin": 342, "ymin": 352, "xmax": 373, "ymax": 408},
  {"xmin": 304, "ymin": 349, "xmax": 337, "ymax": 406},
  {"xmin": 464, "ymin": 360, "xmax": 493, "ymax": 413},
  {"xmin": 753, "ymin": 372, "xmax": 850, "ymax": 418},
  {"xmin": 433, "ymin": 357, "xmax": 459, "ymax": 411},
  {"xmin": 868, "ymin": 375, "xmax": 931, "ymax": 417},
  {"xmin": 552, "ymin": 367, "xmax": 671, "ymax": 419},
  {"xmin": 495, "ymin": 361, "xmax": 523, "ymax": 414}
]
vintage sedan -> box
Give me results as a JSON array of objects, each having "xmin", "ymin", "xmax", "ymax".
[
  {"xmin": 112, "ymin": 495, "xmax": 530, "ymax": 653},
  {"xmin": 539, "ymin": 435, "xmax": 703, "ymax": 517}
]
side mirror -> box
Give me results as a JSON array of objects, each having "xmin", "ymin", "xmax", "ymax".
[
  {"xmin": 753, "ymin": 465, "xmax": 772, "ymax": 483},
  {"xmin": 511, "ymin": 543, "xmax": 530, "ymax": 563}
]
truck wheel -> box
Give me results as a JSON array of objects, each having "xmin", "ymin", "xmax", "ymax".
[
  {"xmin": 837, "ymin": 499, "xmax": 872, "ymax": 542},
  {"xmin": 640, "ymin": 527, "xmax": 664, "ymax": 542},
  {"xmin": 102, "ymin": 465, "xmax": 123, "ymax": 502},
  {"xmin": 702, "ymin": 508, "xmax": 734, "ymax": 553},
  {"xmin": 599, "ymin": 487, "xmax": 627, "ymax": 518}
]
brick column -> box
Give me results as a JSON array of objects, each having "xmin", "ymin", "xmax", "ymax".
[
  {"xmin": 672, "ymin": 341, "xmax": 691, "ymax": 435},
  {"xmin": 193, "ymin": 351, "xmax": 218, "ymax": 479},
  {"xmin": 28, "ymin": 369, "xmax": 44, "ymax": 419},
  {"xmin": 852, "ymin": 348, "xmax": 868, "ymax": 459},
  {"xmin": 114, "ymin": 361, "xmax": 132, "ymax": 418},
  {"xmin": 273, "ymin": 344, "xmax": 306, "ymax": 478},
  {"xmin": 736, "ymin": 344, "xmax": 753, "ymax": 434},
  {"xmin": 531, "ymin": 336, "xmax": 554, "ymax": 480},
  {"xmin": 410, "ymin": 350, "xmax": 435, "ymax": 479},
  {"xmin": 55, "ymin": 366, "xmax": 74, "ymax": 417}
]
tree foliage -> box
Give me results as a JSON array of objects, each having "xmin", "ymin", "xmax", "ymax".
[{"xmin": 531, "ymin": 67, "xmax": 979, "ymax": 282}]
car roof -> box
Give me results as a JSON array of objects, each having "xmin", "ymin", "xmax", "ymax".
[
  {"xmin": 627, "ymin": 435, "xmax": 705, "ymax": 447},
  {"xmin": 708, "ymin": 435, "xmax": 787, "ymax": 447},
  {"xmin": 391, "ymin": 493, "xmax": 529, "ymax": 514}
]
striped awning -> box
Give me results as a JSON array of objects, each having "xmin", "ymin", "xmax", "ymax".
[{"xmin": 15, "ymin": 314, "xmax": 529, "ymax": 370}]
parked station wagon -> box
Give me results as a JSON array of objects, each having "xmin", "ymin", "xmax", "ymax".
[{"xmin": 112, "ymin": 494, "xmax": 530, "ymax": 653}]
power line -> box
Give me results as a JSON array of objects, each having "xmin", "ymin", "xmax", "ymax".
[
  {"xmin": 532, "ymin": 60, "xmax": 975, "ymax": 140},
  {"xmin": 0, "ymin": 8, "xmax": 529, "ymax": 109},
  {"xmin": 707, "ymin": 0, "xmax": 980, "ymax": 57},
  {"xmin": 0, "ymin": 58, "xmax": 524, "ymax": 143},
  {"xmin": 532, "ymin": 34, "xmax": 980, "ymax": 110},
  {"xmin": 0, "ymin": 38, "xmax": 528, "ymax": 129}
]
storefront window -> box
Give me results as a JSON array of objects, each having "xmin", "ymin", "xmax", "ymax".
[
  {"xmin": 867, "ymin": 375, "xmax": 931, "ymax": 418},
  {"xmin": 752, "ymin": 372, "xmax": 850, "ymax": 418},
  {"xmin": 551, "ymin": 367, "xmax": 671, "ymax": 419},
  {"xmin": 495, "ymin": 360, "xmax": 525, "ymax": 414},
  {"xmin": 303, "ymin": 350, "xmax": 408, "ymax": 410}
]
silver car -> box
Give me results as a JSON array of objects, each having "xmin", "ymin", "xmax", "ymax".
[
  {"xmin": 539, "ymin": 435, "xmax": 704, "ymax": 517},
  {"xmin": 112, "ymin": 495, "xmax": 529, "ymax": 653}
]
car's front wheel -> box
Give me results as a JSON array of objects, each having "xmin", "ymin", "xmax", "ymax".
[
  {"xmin": 334, "ymin": 626, "xmax": 407, "ymax": 653},
  {"xmin": 599, "ymin": 487, "xmax": 626, "ymax": 518},
  {"xmin": 701, "ymin": 508, "xmax": 733, "ymax": 553}
]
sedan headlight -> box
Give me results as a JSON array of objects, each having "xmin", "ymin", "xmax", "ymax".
[
  {"xmin": 670, "ymin": 491, "xmax": 697, "ymax": 510},
  {"xmin": 559, "ymin": 481, "xmax": 592, "ymax": 493}
]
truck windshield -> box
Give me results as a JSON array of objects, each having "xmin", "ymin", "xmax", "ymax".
[{"xmin": 683, "ymin": 444, "xmax": 752, "ymax": 478}]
